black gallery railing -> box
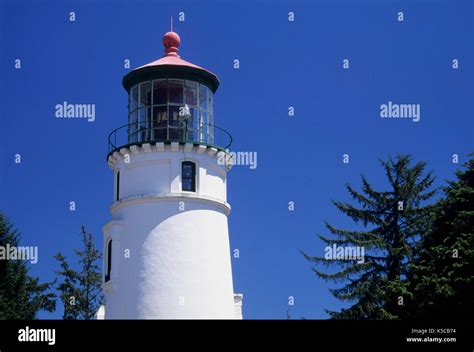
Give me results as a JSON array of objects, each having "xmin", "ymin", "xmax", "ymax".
[{"xmin": 107, "ymin": 121, "xmax": 232, "ymax": 157}]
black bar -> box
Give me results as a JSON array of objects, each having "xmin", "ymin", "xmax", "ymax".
[{"xmin": 0, "ymin": 319, "xmax": 472, "ymax": 351}]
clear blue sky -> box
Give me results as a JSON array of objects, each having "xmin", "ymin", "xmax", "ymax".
[{"xmin": 0, "ymin": 0, "xmax": 472, "ymax": 319}]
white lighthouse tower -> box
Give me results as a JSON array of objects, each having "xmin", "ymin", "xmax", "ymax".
[{"xmin": 102, "ymin": 27, "xmax": 241, "ymax": 319}]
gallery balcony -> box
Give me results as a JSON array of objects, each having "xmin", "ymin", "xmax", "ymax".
[{"xmin": 107, "ymin": 120, "xmax": 232, "ymax": 159}]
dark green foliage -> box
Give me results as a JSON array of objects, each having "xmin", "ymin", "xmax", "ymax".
[
  {"xmin": 406, "ymin": 155, "xmax": 474, "ymax": 319},
  {"xmin": 303, "ymin": 155, "xmax": 436, "ymax": 319},
  {"xmin": 0, "ymin": 212, "xmax": 55, "ymax": 319},
  {"xmin": 55, "ymin": 225, "xmax": 103, "ymax": 320}
]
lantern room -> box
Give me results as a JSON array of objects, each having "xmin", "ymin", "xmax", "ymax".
[{"xmin": 107, "ymin": 30, "xmax": 231, "ymax": 158}]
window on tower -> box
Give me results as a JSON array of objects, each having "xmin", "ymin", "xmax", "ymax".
[
  {"xmin": 182, "ymin": 161, "xmax": 196, "ymax": 192},
  {"xmin": 115, "ymin": 171, "xmax": 120, "ymax": 201},
  {"xmin": 105, "ymin": 239, "xmax": 112, "ymax": 282}
]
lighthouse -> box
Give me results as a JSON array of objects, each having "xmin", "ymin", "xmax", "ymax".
[{"xmin": 102, "ymin": 27, "xmax": 241, "ymax": 319}]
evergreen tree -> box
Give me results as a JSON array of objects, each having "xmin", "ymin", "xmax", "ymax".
[
  {"xmin": 54, "ymin": 252, "xmax": 80, "ymax": 320},
  {"xmin": 55, "ymin": 225, "xmax": 103, "ymax": 320},
  {"xmin": 407, "ymin": 154, "xmax": 474, "ymax": 319},
  {"xmin": 0, "ymin": 211, "xmax": 56, "ymax": 319},
  {"xmin": 302, "ymin": 155, "xmax": 436, "ymax": 319}
]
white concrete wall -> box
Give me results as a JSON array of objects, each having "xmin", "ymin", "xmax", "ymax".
[
  {"xmin": 103, "ymin": 144, "xmax": 236, "ymax": 319},
  {"xmin": 112, "ymin": 145, "xmax": 229, "ymax": 203}
]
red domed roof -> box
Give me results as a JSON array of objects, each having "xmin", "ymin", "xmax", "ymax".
[
  {"xmin": 125, "ymin": 30, "xmax": 220, "ymax": 91},
  {"xmin": 137, "ymin": 31, "xmax": 214, "ymax": 73},
  {"xmin": 137, "ymin": 53, "xmax": 212, "ymax": 73}
]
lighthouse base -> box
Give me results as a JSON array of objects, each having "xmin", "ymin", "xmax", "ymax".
[{"xmin": 103, "ymin": 197, "xmax": 237, "ymax": 319}]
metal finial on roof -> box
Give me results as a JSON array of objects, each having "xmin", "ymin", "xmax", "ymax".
[{"xmin": 163, "ymin": 22, "xmax": 180, "ymax": 58}]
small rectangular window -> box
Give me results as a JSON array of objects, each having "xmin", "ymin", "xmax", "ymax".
[
  {"xmin": 116, "ymin": 171, "xmax": 120, "ymax": 201},
  {"xmin": 105, "ymin": 239, "xmax": 112, "ymax": 282},
  {"xmin": 182, "ymin": 161, "xmax": 196, "ymax": 192}
]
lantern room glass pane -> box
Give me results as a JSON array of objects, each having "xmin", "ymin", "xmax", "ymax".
[
  {"xmin": 137, "ymin": 107, "xmax": 150, "ymax": 142},
  {"xmin": 152, "ymin": 106, "xmax": 167, "ymax": 141},
  {"xmin": 139, "ymin": 82, "xmax": 151, "ymax": 107},
  {"xmin": 169, "ymin": 105, "xmax": 181, "ymax": 124},
  {"xmin": 131, "ymin": 85, "xmax": 138, "ymax": 111},
  {"xmin": 208, "ymin": 91, "xmax": 213, "ymax": 115},
  {"xmin": 138, "ymin": 107, "xmax": 151, "ymax": 123},
  {"xmin": 168, "ymin": 79, "xmax": 183, "ymax": 104},
  {"xmin": 200, "ymin": 111, "xmax": 208, "ymax": 143},
  {"xmin": 207, "ymin": 112, "xmax": 214, "ymax": 144},
  {"xmin": 199, "ymin": 84, "xmax": 208, "ymax": 110},
  {"xmin": 129, "ymin": 111, "xmax": 138, "ymax": 143},
  {"xmin": 129, "ymin": 110, "xmax": 138, "ymax": 124},
  {"xmin": 198, "ymin": 110, "xmax": 205, "ymax": 143},
  {"xmin": 185, "ymin": 80, "xmax": 198, "ymax": 106},
  {"xmin": 186, "ymin": 107, "xmax": 197, "ymax": 141},
  {"xmin": 153, "ymin": 80, "xmax": 167, "ymax": 105},
  {"xmin": 188, "ymin": 107, "xmax": 198, "ymax": 129},
  {"xmin": 168, "ymin": 105, "xmax": 182, "ymax": 140}
]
